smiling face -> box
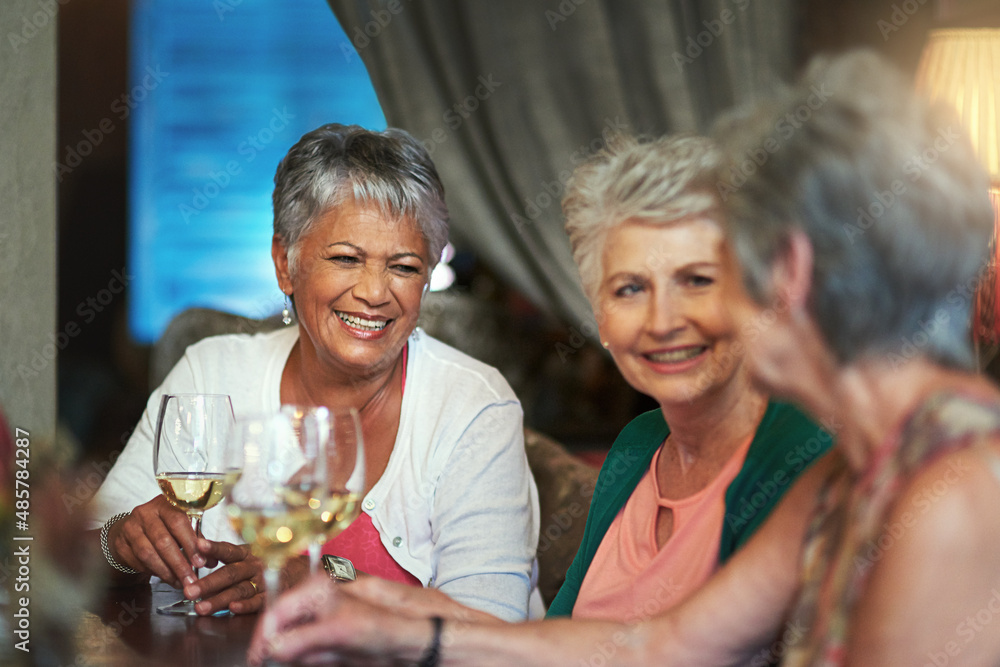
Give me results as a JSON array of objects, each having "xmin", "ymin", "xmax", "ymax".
[
  {"xmin": 273, "ymin": 199, "xmax": 429, "ymax": 378},
  {"xmin": 596, "ymin": 218, "xmax": 746, "ymax": 408}
]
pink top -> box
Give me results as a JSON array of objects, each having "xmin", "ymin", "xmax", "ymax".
[
  {"xmin": 321, "ymin": 512, "xmax": 421, "ymax": 586},
  {"xmin": 572, "ymin": 435, "xmax": 753, "ymax": 621},
  {"xmin": 319, "ymin": 344, "xmax": 420, "ymax": 587}
]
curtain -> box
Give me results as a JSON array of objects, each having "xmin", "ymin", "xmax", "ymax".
[{"xmin": 328, "ymin": 0, "xmax": 796, "ymax": 331}]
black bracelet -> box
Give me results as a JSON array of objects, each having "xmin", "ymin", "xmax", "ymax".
[
  {"xmin": 417, "ymin": 616, "xmax": 443, "ymax": 667},
  {"xmin": 100, "ymin": 512, "xmax": 138, "ymax": 574}
]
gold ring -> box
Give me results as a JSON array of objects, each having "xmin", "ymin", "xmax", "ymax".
[{"xmin": 249, "ymin": 579, "xmax": 259, "ymax": 596}]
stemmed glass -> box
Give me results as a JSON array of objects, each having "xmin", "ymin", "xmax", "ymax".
[
  {"xmin": 152, "ymin": 393, "xmax": 237, "ymax": 616},
  {"xmin": 281, "ymin": 405, "xmax": 365, "ymax": 574},
  {"xmin": 227, "ymin": 412, "xmax": 312, "ymax": 608}
]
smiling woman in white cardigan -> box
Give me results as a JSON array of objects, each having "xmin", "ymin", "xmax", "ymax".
[{"xmin": 88, "ymin": 123, "xmax": 539, "ymax": 621}]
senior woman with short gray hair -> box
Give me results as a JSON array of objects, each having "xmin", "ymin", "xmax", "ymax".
[{"xmin": 89, "ymin": 124, "xmax": 539, "ymax": 621}]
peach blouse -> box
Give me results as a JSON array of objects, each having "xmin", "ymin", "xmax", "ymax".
[{"xmin": 572, "ymin": 435, "xmax": 753, "ymax": 621}]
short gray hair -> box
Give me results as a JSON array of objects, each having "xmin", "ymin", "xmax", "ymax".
[
  {"xmin": 714, "ymin": 50, "xmax": 993, "ymax": 369},
  {"xmin": 272, "ymin": 124, "xmax": 449, "ymax": 272},
  {"xmin": 562, "ymin": 134, "xmax": 721, "ymax": 304}
]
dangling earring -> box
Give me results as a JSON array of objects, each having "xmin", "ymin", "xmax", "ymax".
[{"xmin": 282, "ymin": 294, "xmax": 293, "ymax": 326}]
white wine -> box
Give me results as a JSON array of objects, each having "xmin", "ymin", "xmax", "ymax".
[
  {"xmin": 282, "ymin": 489, "xmax": 361, "ymax": 543},
  {"xmin": 226, "ymin": 504, "xmax": 314, "ymax": 569},
  {"xmin": 314, "ymin": 492, "xmax": 361, "ymax": 540},
  {"xmin": 212, "ymin": 469, "xmax": 241, "ymax": 508},
  {"xmin": 156, "ymin": 472, "xmax": 227, "ymax": 514}
]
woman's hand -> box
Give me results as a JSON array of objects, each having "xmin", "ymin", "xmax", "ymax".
[
  {"xmin": 106, "ymin": 495, "xmax": 204, "ymax": 588},
  {"xmin": 247, "ymin": 574, "xmax": 435, "ymax": 666},
  {"xmin": 186, "ymin": 538, "xmax": 266, "ymax": 615},
  {"xmin": 106, "ymin": 497, "xmax": 266, "ymax": 616}
]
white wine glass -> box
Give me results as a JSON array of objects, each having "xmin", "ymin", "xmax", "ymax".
[
  {"xmin": 152, "ymin": 393, "xmax": 236, "ymax": 616},
  {"xmin": 281, "ymin": 405, "xmax": 365, "ymax": 574},
  {"xmin": 227, "ymin": 412, "xmax": 312, "ymax": 608}
]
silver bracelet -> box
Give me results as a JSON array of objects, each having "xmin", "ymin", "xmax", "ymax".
[{"xmin": 100, "ymin": 511, "xmax": 139, "ymax": 574}]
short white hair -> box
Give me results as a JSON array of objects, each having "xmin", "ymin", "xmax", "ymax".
[{"xmin": 562, "ymin": 134, "xmax": 721, "ymax": 304}]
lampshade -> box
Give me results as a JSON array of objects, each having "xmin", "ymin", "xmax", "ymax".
[
  {"xmin": 915, "ymin": 28, "xmax": 1000, "ymax": 184},
  {"xmin": 915, "ymin": 28, "xmax": 1000, "ymax": 357}
]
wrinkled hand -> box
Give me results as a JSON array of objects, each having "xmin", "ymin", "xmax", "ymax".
[
  {"xmin": 186, "ymin": 538, "xmax": 265, "ymax": 616},
  {"xmin": 106, "ymin": 495, "xmax": 206, "ymax": 588},
  {"xmin": 247, "ymin": 574, "xmax": 433, "ymax": 666}
]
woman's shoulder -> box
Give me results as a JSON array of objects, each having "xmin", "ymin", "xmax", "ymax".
[
  {"xmin": 898, "ymin": 388, "xmax": 1000, "ymax": 503},
  {"xmin": 617, "ymin": 409, "xmax": 669, "ymax": 441},
  {"xmin": 603, "ymin": 409, "xmax": 668, "ymax": 458},
  {"xmin": 866, "ymin": 392, "xmax": 1000, "ymax": 602},
  {"xmin": 408, "ymin": 329, "xmax": 517, "ymax": 404},
  {"xmin": 760, "ymin": 401, "xmax": 827, "ymax": 439},
  {"xmin": 176, "ymin": 327, "xmax": 297, "ymax": 384},
  {"xmin": 893, "ymin": 389, "xmax": 1000, "ymax": 480},
  {"xmin": 865, "ymin": 440, "xmax": 1000, "ymax": 645}
]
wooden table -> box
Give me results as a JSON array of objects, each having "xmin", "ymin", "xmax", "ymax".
[{"xmin": 72, "ymin": 582, "xmax": 258, "ymax": 666}]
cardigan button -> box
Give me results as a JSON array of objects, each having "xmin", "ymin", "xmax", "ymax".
[
  {"xmin": 392, "ymin": 536, "xmax": 402, "ymax": 547},
  {"xmin": 363, "ymin": 498, "xmax": 375, "ymax": 511}
]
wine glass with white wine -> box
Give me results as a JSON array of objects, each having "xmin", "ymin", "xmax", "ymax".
[
  {"xmin": 281, "ymin": 405, "xmax": 365, "ymax": 574},
  {"xmin": 152, "ymin": 393, "xmax": 237, "ymax": 616},
  {"xmin": 227, "ymin": 411, "xmax": 313, "ymax": 608}
]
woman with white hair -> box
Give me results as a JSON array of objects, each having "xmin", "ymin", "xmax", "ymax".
[
  {"xmin": 546, "ymin": 133, "xmax": 828, "ymax": 620},
  {"xmin": 249, "ymin": 51, "xmax": 1000, "ymax": 666},
  {"xmin": 89, "ymin": 124, "xmax": 539, "ymax": 621},
  {"xmin": 248, "ymin": 132, "xmax": 829, "ymax": 663}
]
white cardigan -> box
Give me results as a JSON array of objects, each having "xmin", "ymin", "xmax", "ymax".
[{"xmin": 89, "ymin": 326, "xmax": 540, "ymax": 621}]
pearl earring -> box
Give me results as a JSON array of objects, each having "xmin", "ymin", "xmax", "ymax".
[{"xmin": 281, "ymin": 295, "xmax": 293, "ymax": 326}]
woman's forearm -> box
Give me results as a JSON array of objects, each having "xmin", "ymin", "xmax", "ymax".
[
  {"xmin": 255, "ymin": 583, "xmax": 711, "ymax": 667},
  {"xmin": 440, "ymin": 455, "xmax": 834, "ymax": 667},
  {"xmin": 256, "ymin": 457, "xmax": 829, "ymax": 667},
  {"xmin": 436, "ymin": 617, "xmax": 646, "ymax": 667}
]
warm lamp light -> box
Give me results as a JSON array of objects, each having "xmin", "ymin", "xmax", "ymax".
[{"xmin": 915, "ymin": 28, "xmax": 1000, "ymax": 358}]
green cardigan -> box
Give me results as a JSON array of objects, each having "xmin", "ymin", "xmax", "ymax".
[{"xmin": 546, "ymin": 401, "xmax": 830, "ymax": 617}]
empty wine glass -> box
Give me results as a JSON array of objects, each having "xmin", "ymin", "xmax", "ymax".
[
  {"xmin": 152, "ymin": 393, "xmax": 236, "ymax": 616},
  {"xmin": 281, "ymin": 405, "xmax": 365, "ymax": 574}
]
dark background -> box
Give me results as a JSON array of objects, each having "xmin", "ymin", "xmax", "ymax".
[{"xmin": 57, "ymin": 0, "xmax": 995, "ymax": 468}]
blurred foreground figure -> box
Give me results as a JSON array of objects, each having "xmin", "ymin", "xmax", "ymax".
[{"xmin": 0, "ymin": 412, "xmax": 104, "ymax": 666}]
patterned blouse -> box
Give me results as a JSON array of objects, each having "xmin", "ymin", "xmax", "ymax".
[{"xmin": 781, "ymin": 391, "xmax": 1000, "ymax": 666}]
